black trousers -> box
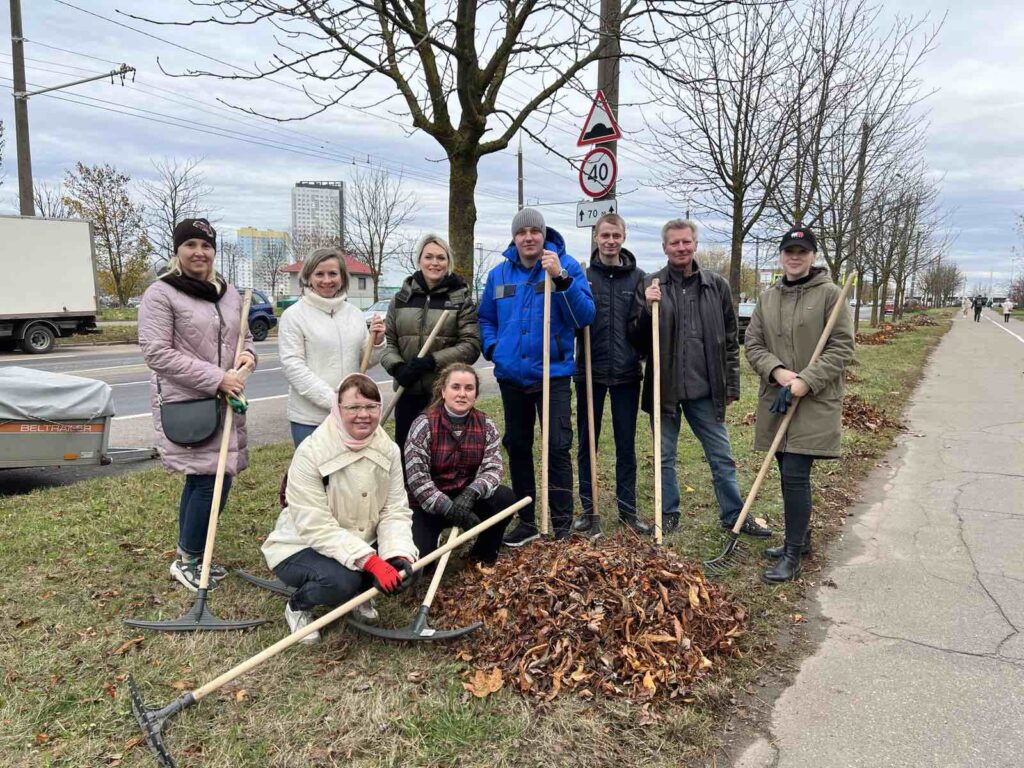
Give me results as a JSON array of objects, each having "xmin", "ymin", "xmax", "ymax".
[
  {"xmin": 412, "ymin": 485, "xmax": 516, "ymax": 564},
  {"xmin": 394, "ymin": 391, "xmax": 432, "ymax": 454},
  {"xmin": 273, "ymin": 547, "xmax": 370, "ymax": 612},
  {"xmin": 776, "ymin": 452, "xmax": 815, "ymax": 546},
  {"xmin": 498, "ymin": 378, "xmax": 574, "ymax": 532},
  {"xmin": 575, "ymin": 379, "xmax": 640, "ymax": 520},
  {"xmin": 974, "ymin": 307, "xmax": 982, "ymax": 322}
]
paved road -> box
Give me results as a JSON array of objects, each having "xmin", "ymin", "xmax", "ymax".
[
  {"xmin": 737, "ymin": 307, "xmax": 1024, "ymax": 767},
  {"xmin": 0, "ymin": 342, "xmax": 498, "ymax": 494}
]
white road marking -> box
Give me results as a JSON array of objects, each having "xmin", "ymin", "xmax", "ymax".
[{"xmin": 985, "ymin": 315, "xmax": 1024, "ymax": 344}]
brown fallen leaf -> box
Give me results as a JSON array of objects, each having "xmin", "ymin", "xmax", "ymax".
[
  {"xmin": 112, "ymin": 636, "xmax": 145, "ymax": 656},
  {"xmin": 406, "ymin": 671, "xmax": 425, "ymax": 683},
  {"xmin": 102, "ymin": 681, "xmax": 117, "ymax": 699},
  {"xmin": 234, "ymin": 689, "xmax": 247, "ymax": 703},
  {"xmin": 463, "ymin": 667, "xmax": 503, "ymax": 698}
]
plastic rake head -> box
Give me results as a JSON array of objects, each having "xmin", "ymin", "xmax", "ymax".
[{"xmin": 702, "ymin": 535, "xmax": 749, "ymax": 577}]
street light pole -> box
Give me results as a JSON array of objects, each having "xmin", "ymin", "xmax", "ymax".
[{"xmin": 9, "ymin": 0, "xmax": 33, "ymax": 215}]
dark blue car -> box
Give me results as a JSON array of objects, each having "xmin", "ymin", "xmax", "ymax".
[{"xmin": 239, "ymin": 288, "xmax": 278, "ymax": 341}]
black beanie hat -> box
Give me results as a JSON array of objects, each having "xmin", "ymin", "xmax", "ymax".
[{"xmin": 173, "ymin": 218, "xmax": 217, "ymax": 253}]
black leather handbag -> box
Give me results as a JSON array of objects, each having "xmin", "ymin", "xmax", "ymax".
[{"xmin": 159, "ymin": 394, "xmax": 223, "ymax": 446}]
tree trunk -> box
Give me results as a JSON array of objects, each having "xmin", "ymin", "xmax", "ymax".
[
  {"xmin": 729, "ymin": 193, "xmax": 744, "ymax": 304},
  {"xmin": 448, "ymin": 153, "xmax": 480, "ymax": 284}
]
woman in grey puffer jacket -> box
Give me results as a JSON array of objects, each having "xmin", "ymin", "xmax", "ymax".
[{"xmin": 139, "ymin": 218, "xmax": 256, "ymax": 592}]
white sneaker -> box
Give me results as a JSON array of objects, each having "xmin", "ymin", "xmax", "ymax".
[
  {"xmin": 352, "ymin": 599, "xmax": 379, "ymax": 625},
  {"xmin": 284, "ymin": 602, "xmax": 320, "ymax": 644}
]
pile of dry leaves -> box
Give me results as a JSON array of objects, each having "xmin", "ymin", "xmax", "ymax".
[
  {"xmin": 431, "ymin": 537, "xmax": 746, "ymax": 703},
  {"xmin": 856, "ymin": 321, "xmax": 901, "ymax": 345},
  {"xmin": 843, "ymin": 394, "xmax": 902, "ymax": 431}
]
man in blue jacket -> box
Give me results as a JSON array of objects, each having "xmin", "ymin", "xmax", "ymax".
[{"xmin": 479, "ymin": 208, "xmax": 596, "ymax": 546}]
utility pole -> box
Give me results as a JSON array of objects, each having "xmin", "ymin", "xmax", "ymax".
[
  {"xmin": 338, "ymin": 181, "xmax": 345, "ymax": 248},
  {"xmin": 596, "ymin": 0, "xmax": 620, "ymax": 203},
  {"xmin": 517, "ymin": 135, "xmax": 524, "ymax": 211},
  {"xmin": 9, "ymin": 0, "xmax": 32, "ymax": 215},
  {"xmin": 848, "ymin": 119, "xmax": 871, "ymax": 333},
  {"xmin": 8, "ymin": 1, "xmax": 134, "ymax": 217}
]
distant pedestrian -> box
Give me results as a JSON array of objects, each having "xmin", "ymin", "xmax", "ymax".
[
  {"xmin": 961, "ymin": 296, "xmax": 970, "ymax": 318},
  {"xmin": 972, "ymin": 295, "xmax": 986, "ymax": 322},
  {"xmin": 1002, "ymin": 299, "xmax": 1014, "ymax": 323}
]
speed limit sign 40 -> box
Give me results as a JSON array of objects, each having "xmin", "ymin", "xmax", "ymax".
[{"xmin": 579, "ymin": 147, "xmax": 617, "ymax": 198}]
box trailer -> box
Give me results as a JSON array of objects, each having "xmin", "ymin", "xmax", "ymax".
[{"xmin": 0, "ymin": 215, "xmax": 99, "ymax": 354}]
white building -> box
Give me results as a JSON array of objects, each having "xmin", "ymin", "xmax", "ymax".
[
  {"xmin": 291, "ymin": 181, "xmax": 344, "ymax": 246},
  {"xmin": 238, "ymin": 227, "xmax": 291, "ymax": 296}
]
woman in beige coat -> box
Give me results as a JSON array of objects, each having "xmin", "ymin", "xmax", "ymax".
[
  {"xmin": 744, "ymin": 227, "xmax": 855, "ymax": 583},
  {"xmin": 262, "ymin": 374, "xmax": 418, "ymax": 643}
]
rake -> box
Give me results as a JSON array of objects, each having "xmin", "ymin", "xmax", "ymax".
[
  {"xmin": 124, "ymin": 290, "xmax": 267, "ymax": 633},
  {"xmin": 348, "ymin": 526, "xmax": 481, "ymax": 641},
  {"xmin": 651, "ymin": 279, "xmax": 663, "ymax": 544},
  {"xmin": 128, "ymin": 496, "xmax": 530, "ymax": 768},
  {"xmin": 704, "ymin": 274, "xmax": 855, "ymax": 576}
]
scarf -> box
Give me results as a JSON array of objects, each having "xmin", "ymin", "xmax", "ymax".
[
  {"xmin": 302, "ymin": 291, "xmax": 348, "ymax": 316},
  {"xmin": 159, "ymin": 270, "xmax": 226, "ymax": 302}
]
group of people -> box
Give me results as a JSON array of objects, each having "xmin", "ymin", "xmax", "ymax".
[
  {"xmin": 138, "ymin": 209, "xmax": 855, "ymax": 641},
  {"xmin": 963, "ymin": 294, "xmax": 1014, "ymax": 322}
]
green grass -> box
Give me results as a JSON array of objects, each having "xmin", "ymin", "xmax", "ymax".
[
  {"xmin": 98, "ymin": 308, "xmax": 140, "ymax": 322},
  {"xmin": 58, "ymin": 326, "xmax": 140, "ymax": 347},
  {"xmin": 0, "ymin": 311, "xmax": 954, "ymax": 767}
]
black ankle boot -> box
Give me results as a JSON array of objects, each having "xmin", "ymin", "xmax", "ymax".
[
  {"xmin": 764, "ymin": 531, "xmax": 812, "ymax": 559},
  {"xmin": 761, "ymin": 542, "xmax": 803, "ymax": 583}
]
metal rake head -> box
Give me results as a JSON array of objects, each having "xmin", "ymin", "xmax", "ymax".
[
  {"xmin": 128, "ymin": 675, "xmax": 195, "ymax": 768},
  {"xmin": 702, "ymin": 535, "xmax": 749, "ymax": 577}
]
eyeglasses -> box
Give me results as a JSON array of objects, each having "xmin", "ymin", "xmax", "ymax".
[{"xmin": 341, "ymin": 404, "xmax": 382, "ymax": 414}]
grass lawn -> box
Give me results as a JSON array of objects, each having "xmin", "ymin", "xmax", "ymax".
[
  {"xmin": 0, "ymin": 311, "xmax": 954, "ymax": 767},
  {"xmin": 98, "ymin": 308, "xmax": 140, "ymax": 322}
]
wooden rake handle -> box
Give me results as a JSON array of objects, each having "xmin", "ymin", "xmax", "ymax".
[
  {"xmin": 381, "ymin": 309, "xmax": 451, "ymax": 423},
  {"xmin": 198, "ymin": 289, "xmax": 252, "ymax": 589},
  {"xmin": 651, "ymin": 279, "xmax": 662, "ymax": 544},
  {"xmin": 540, "ymin": 272, "xmax": 552, "ymax": 535},
  {"xmin": 583, "ymin": 327, "xmax": 599, "ymax": 516},
  {"xmin": 190, "ymin": 496, "xmax": 532, "ymax": 702},
  {"xmin": 729, "ymin": 274, "xmax": 856, "ymax": 535}
]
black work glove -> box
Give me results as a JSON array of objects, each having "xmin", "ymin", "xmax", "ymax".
[
  {"xmin": 387, "ymin": 557, "xmax": 419, "ymax": 593},
  {"xmin": 393, "ymin": 363, "xmax": 420, "ymax": 388},
  {"xmin": 769, "ymin": 385, "xmax": 793, "ymax": 414},
  {"xmin": 408, "ymin": 355, "xmax": 436, "ymax": 373},
  {"xmin": 445, "ymin": 488, "xmax": 481, "ymax": 530}
]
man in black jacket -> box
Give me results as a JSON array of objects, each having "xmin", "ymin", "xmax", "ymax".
[
  {"xmin": 627, "ymin": 219, "xmax": 770, "ymax": 538},
  {"xmin": 572, "ymin": 213, "xmax": 653, "ymax": 537}
]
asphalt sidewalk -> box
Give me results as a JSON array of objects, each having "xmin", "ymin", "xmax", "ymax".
[{"xmin": 737, "ymin": 308, "xmax": 1024, "ymax": 768}]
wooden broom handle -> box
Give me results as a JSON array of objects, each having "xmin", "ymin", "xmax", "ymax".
[
  {"xmin": 381, "ymin": 309, "xmax": 451, "ymax": 423},
  {"xmin": 540, "ymin": 272, "xmax": 552, "ymax": 536},
  {"xmin": 198, "ymin": 289, "xmax": 252, "ymax": 589},
  {"xmin": 651, "ymin": 279, "xmax": 662, "ymax": 544},
  {"xmin": 359, "ymin": 331, "xmax": 375, "ymax": 373},
  {"xmin": 729, "ymin": 274, "xmax": 856, "ymax": 535},
  {"xmin": 191, "ymin": 496, "xmax": 532, "ymax": 702},
  {"xmin": 422, "ymin": 527, "xmax": 459, "ymax": 609}
]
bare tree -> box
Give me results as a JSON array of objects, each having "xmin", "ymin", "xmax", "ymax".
[
  {"xmin": 34, "ymin": 181, "xmax": 70, "ymax": 218},
  {"xmin": 290, "ymin": 228, "xmax": 342, "ymax": 261},
  {"xmin": 642, "ymin": 3, "xmax": 794, "ymax": 300},
  {"xmin": 218, "ymin": 240, "xmax": 245, "ymax": 285},
  {"xmin": 252, "ymin": 237, "xmax": 290, "ymax": 297},
  {"xmin": 139, "ymin": 157, "xmax": 214, "ymax": 263},
  {"xmin": 345, "ymin": 166, "xmax": 416, "ymax": 302},
  {"xmin": 63, "ymin": 163, "xmax": 152, "ymax": 305},
  {"xmin": 130, "ymin": 1, "xmax": 738, "ymax": 283}
]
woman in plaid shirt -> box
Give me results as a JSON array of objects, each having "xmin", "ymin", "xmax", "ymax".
[{"xmin": 404, "ymin": 363, "xmax": 515, "ymax": 563}]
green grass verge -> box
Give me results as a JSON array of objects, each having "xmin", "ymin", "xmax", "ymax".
[
  {"xmin": 98, "ymin": 308, "xmax": 140, "ymax": 322},
  {"xmin": 0, "ymin": 311, "xmax": 954, "ymax": 766}
]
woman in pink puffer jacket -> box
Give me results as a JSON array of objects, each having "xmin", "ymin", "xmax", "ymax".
[{"xmin": 138, "ymin": 218, "xmax": 257, "ymax": 592}]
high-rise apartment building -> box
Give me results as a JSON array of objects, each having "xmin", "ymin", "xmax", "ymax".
[
  {"xmin": 238, "ymin": 226, "xmax": 291, "ymax": 296},
  {"xmin": 291, "ymin": 181, "xmax": 345, "ymax": 250}
]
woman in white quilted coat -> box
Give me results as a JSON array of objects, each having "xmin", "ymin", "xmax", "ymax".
[{"xmin": 278, "ymin": 248, "xmax": 385, "ymax": 446}]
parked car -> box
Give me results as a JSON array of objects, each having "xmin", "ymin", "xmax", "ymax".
[
  {"xmin": 363, "ymin": 299, "xmax": 391, "ymax": 327},
  {"xmin": 240, "ymin": 288, "xmax": 278, "ymax": 341},
  {"xmin": 737, "ymin": 301, "xmax": 756, "ymax": 345},
  {"xmin": 276, "ymin": 296, "xmax": 299, "ymax": 312}
]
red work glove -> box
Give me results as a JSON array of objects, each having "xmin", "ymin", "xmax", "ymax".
[{"xmin": 363, "ymin": 554, "xmax": 401, "ymax": 594}]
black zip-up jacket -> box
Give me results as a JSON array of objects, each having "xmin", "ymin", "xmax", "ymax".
[
  {"xmin": 574, "ymin": 248, "xmax": 645, "ymax": 386},
  {"xmin": 627, "ymin": 260, "xmax": 739, "ymax": 421}
]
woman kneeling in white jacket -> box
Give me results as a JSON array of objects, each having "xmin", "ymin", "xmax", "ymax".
[
  {"xmin": 262, "ymin": 374, "xmax": 418, "ymax": 643},
  {"xmin": 279, "ymin": 248, "xmax": 385, "ymax": 447}
]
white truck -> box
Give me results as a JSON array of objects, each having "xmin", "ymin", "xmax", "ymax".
[{"xmin": 0, "ymin": 215, "xmax": 99, "ymax": 354}]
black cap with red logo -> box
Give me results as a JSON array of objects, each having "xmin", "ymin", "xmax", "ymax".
[{"xmin": 779, "ymin": 226, "xmax": 817, "ymax": 253}]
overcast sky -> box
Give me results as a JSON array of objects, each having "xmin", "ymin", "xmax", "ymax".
[{"xmin": 1, "ymin": 0, "xmax": 1021, "ymax": 292}]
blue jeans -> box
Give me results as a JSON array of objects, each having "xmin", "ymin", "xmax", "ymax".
[
  {"xmin": 657, "ymin": 397, "xmax": 742, "ymax": 525},
  {"xmin": 290, "ymin": 421, "xmax": 318, "ymax": 447},
  {"xmin": 576, "ymin": 379, "xmax": 640, "ymax": 519},
  {"xmin": 178, "ymin": 473, "xmax": 233, "ymax": 557}
]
